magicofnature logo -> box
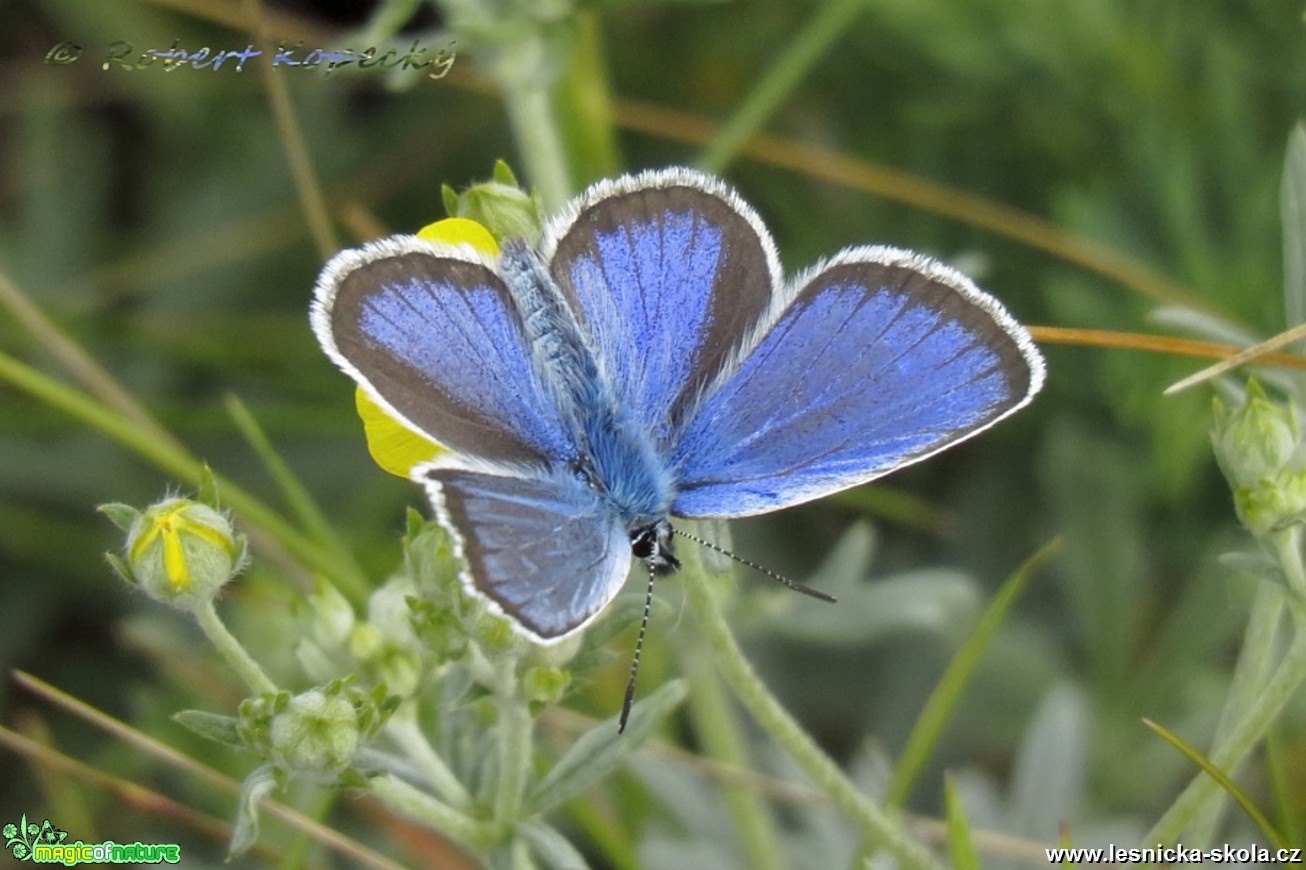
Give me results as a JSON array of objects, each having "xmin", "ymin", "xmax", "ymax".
[{"xmin": 4, "ymin": 815, "xmax": 180, "ymax": 865}]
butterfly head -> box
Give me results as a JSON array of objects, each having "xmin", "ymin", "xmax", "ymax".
[{"xmin": 630, "ymin": 520, "xmax": 679, "ymax": 576}]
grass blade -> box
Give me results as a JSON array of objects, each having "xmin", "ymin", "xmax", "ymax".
[
  {"xmin": 223, "ymin": 393, "xmax": 366, "ymax": 581},
  {"xmin": 944, "ymin": 774, "xmax": 980, "ymax": 870},
  {"xmin": 886, "ymin": 537, "xmax": 1062, "ymax": 808},
  {"xmin": 1142, "ymin": 716, "xmax": 1288, "ymax": 850}
]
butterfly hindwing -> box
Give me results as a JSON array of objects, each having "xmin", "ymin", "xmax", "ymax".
[
  {"xmin": 544, "ymin": 169, "xmax": 782, "ymax": 447},
  {"xmin": 312, "ymin": 237, "xmax": 576, "ymax": 467},
  {"xmin": 422, "ymin": 463, "xmax": 632, "ymax": 641},
  {"xmin": 670, "ymin": 247, "xmax": 1044, "ymax": 518}
]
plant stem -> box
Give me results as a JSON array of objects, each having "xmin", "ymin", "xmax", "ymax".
[
  {"xmin": 492, "ymin": 661, "xmax": 533, "ymax": 828},
  {"xmin": 370, "ymin": 773, "xmax": 491, "ymax": 852},
  {"xmin": 555, "ymin": 10, "xmax": 620, "ymax": 184},
  {"xmin": 681, "ymin": 644, "xmax": 784, "ymax": 870},
  {"xmin": 504, "ymin": 85, "xmax": 573, "ymax": 213},
  {"xmin": 0, "ymin": 267, "xmax": 182, "ymax": 453},
  {"xmin": 193, "ymin": 600, "xmax": 277, "ymax": 696},
  {"xmin": 1275, "ymin": 526, "xmax": 1306, "ymax": 597},
  {"xmin": 385, "ymin": 705, "xmax": 473, "ymax": 809},
  {"xmin": 680, "ymin": 555, "xmax": 940, "ymax": 870},
  {"xmin": 224, "ymin": 393, "xmax": 368, "ymax": 587}
]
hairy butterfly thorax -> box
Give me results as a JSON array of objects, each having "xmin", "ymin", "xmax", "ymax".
[{"xmin": 498, "ymin": 238, "xmax": 676, "ymax": 533}]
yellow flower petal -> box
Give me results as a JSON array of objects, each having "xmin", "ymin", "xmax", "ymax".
[
  {"xmin": 355, "ymin": 389, "xmax": 442, "ymax": 478},
  {"xmin": 417, "ymin": 217, "xmax": 499, "ymax": 254},
  {"xmin": 162, "ymin": 521, "xmax": 189, "ymax": 591},
  {"xmin": 353, "ymin": 217, "xmax": 499, "ymax": 478}
]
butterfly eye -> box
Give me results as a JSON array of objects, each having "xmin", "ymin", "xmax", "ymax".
[
  {"xmin": 629, "ymin": 525, "xmax": 656, "ymax": 559},
  {"xmin": 630, "ymin": 523, "xmax": 679, "ymax": 575}
]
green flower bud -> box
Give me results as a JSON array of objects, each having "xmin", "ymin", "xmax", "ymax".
[
  {"xmin": 354, "ymin": 578, "xmax": 423, "ymax": 695},
  {"xmin": 522, "ymin": 665, "xmax": 571, "ymax": 705},
  {"xmin": 367, "ymin": 577, "xmax": 421, "ymax": 653},
  {"xmin": 442, "ymin": 161, "xmax": 543, "ymax": 245},
  {"xmin": 349, "ymin": 622, "xmax": 384, "ymax": 662},
  {"xmin": 475, "ymin": 611, "xmax": 519, "ymax": 654},
  {"xmin": 306, "ymin": 576, "xmax": 356, "ymax": 648},
  {"xmin": 269, "ymin": 687, "xmax": 360, "ymax": 774},
  {"xmin": 408, "ymin": 597, "xmax": 469, "ymax": 660},
  {"xmin": 1212, "ymin": 381, "xmax": 1300, "ymax": 488},
  {"xmin": 1234, "ymin": 468, "xmax": 1306, "ymax": 536},
  {"xmin": 295, "ymin": 578, "xmax": 358, "ymax": 682},
  {"xmin": 378, "ymin": 652, "xmax": 421, "ymax": 698},
  {"xmin": 103, "ymin": 497, "xmax": 247, "ymax": 611}
]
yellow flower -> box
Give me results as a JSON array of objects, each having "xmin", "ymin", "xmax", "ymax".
[{"xmin": 355, "ymin": 218, "xmax": 499, "ymax": 477}]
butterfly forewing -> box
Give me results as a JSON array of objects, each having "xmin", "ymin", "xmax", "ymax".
[
  {"xmin": 670, "ymin": 247, "xmax": 1044, "ymax": 518},
  {"xmin": 545, "ymin": 170, "xmax": 782, "ymax": 448},
  {"xmin": 312, "ymin": 238, "xmax": 577, "ymax": 468}
]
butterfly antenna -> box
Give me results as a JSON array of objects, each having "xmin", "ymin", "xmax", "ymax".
[
  {"xmin": 619, "ymin": 564, "xmax": 656, "ymax": 733},
  {"xmin": 671, "ymin": 527, "xmax": 837, "ymax": 603}
]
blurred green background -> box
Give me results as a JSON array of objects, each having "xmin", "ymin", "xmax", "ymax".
[{"xmin": 2, "ymin": 0, "xmax": 1305, "ymax": 866}]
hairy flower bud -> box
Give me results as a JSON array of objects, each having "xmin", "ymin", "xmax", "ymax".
[
  {"xmin": 439, "ymin": 160, "xmax": 543, "ymax": 245},
  {"xmin": 1212, "ymin": 380, "xmax": 1299, "ymax": 488},
  {"xmin": 269, "ymin": 687, "xmax": 362, "ymax": 774},
  {"xmin": 1212, "ymin": 381, "xmax": 1306, "ymax": 538},
  {"xmin": 102, "ymin": 497, "xmax": 247, "ymax": 611}
]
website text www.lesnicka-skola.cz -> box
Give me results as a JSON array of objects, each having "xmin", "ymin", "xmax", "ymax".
[{"xmin": 1046, "ymin": 844, "xmax": 1304, "ymax": 864}]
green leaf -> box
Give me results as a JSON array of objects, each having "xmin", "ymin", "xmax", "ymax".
[
  {"xmin": 172, "ymin": 709, "xmax": 243, "ymax": 747},
  {"xmin": 1008, "ymin": 685, "xmax": 1090, "ymax": 838},
  {"xmin": 519, "ymin": 821, "xmax": 592, "ymax": 870},
  {"xmin": 527, "ymin": 679, "xmax": 687, "ymax": 813},
  {"xmin": 228, "ymin": 764, "xmax": 277, "ymax": 858},
  {"xmin": 555, "ymin": 12, "xmax": 621, "ymax": 185},
  {"xmin": 575, "ymin": 592, "xmax": 674, "ymax": 657},
  {"xmin": 886, "ymin": 538, "xmax": 1060, "ymax": 807},
  {"xmin": 404, "ymin": 506, "xmax": 427, "ymax": 540},
  {"xmin": 582, "ymin": 0, "xmax": 728, "ymax": 10},
  {"xmin": 96, "ymin": 502, "xmax": 139, "ymax": 532},
  {"xmin": 944, "ymin": 774, "xmax": 980, "ymax": 870},
  {"xmin": 1142, "ymin": 717, "xmax": 1289, "ymax": 850},
  {"xmin": 805, "ymin": 521, "xmax": 876, "ymax": 595},
  {"xmin": 492, "ymin": 159, "xmax": 520, "ymax": 187},
  {"xmin": 1218, "ymin": 550, "xmax": 1289, "ymax": 588},
  {"xmin": 103, "ymin": 552, "xmax": 136, "ymax": 586},
  {"xmin": 697, "ymin": 0, "xmax": 868, "ymax": 173},
  {"xmin": 197, "ymin": 463, "xmax": 220, "ymax": 508}
]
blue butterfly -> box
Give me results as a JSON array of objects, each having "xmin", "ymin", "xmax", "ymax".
[{"xmin": 312, "ymin": 166, "xmax": 1044, "ymax": 656}]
